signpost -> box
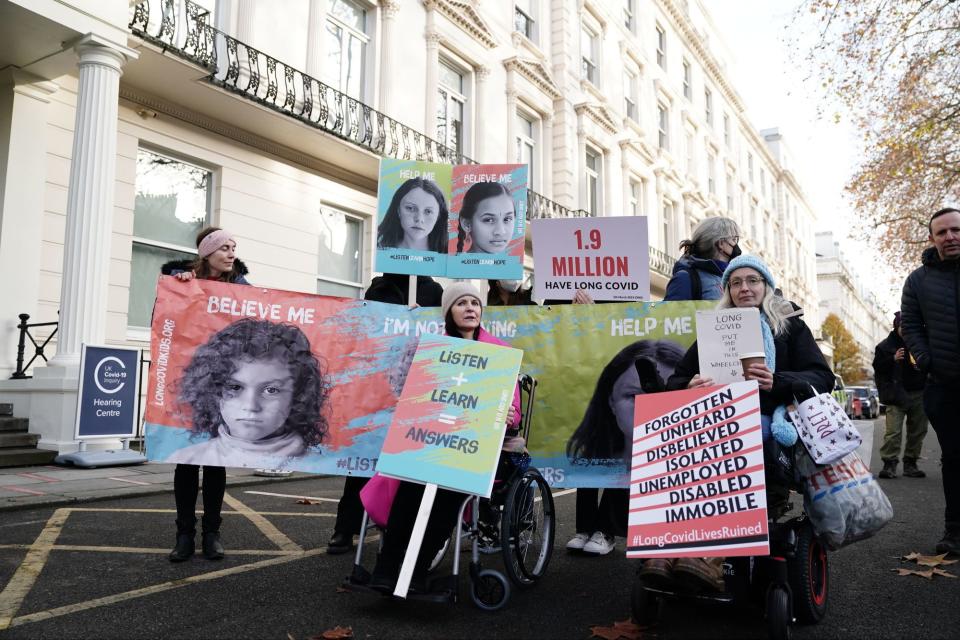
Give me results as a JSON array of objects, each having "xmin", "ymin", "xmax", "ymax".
[
  {"xmin": 627, "ymin": 381, "xmax": 769, "ymax": 558},
  {"xmin": 56, "ymin": 344, "xmax": 146, "ymax": 467},
  {"xmin": 531, "ymin": 216, "xmax": 650, "ymax": 301}
]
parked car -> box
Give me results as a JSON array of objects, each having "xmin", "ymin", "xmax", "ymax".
[
  {"xmin": 833, "ymin": 375, "xmax": 854, "ymax": 417},
  {"xmin": 869, "ymin": 386, "xmax": 883, "ymax": 415},
  {"xmin": 847, "ymin": 385, "xmax": 879, "ymax": 419}
]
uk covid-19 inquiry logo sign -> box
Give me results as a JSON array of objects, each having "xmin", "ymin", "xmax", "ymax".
[{"xmin": 75, "ymin": 345, "xmax": 140, "ymax": 439}]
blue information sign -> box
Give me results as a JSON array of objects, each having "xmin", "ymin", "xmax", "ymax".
[{"xmin": 75, "ymin": 344, "xmax": 140, "ymax": 439}]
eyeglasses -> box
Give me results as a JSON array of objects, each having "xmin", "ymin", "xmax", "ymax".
[
  {"xmin": 724, "ymin": 236, "xmax": 740, "ymax": 245},
  {"xmin": 728, "ymin": 276, "xmax": 764, "ymax": 289}
]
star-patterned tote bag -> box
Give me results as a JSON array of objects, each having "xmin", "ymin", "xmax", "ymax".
[{"xmin": 787, "ymin": 385, "xmax": 863, "ymax": 465}]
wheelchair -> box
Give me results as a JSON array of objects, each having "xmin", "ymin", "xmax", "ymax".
[
  {"xmin": 630, "ymin": 441, "xmax": 829, "ymax": 640},
  {"xmin": 344, "ymin": 374, "xmax": 556, "ymax": 610}
]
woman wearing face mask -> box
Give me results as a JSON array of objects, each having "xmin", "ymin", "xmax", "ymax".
[
  {"xmin": 665, "ymin": 217, "xmax": 742, "ymax": 301},
  {"xmin": 456, "ymin": 182, "xmax": 517, "ymax": 254},
  {"xmin": 486, "ymin": 277, "xmax": 535, "ymax": 306}
]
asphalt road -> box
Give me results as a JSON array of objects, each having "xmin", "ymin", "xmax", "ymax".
[{"xmin": 0, "ymin": 418, "xmax": 958, "ymax": 640}]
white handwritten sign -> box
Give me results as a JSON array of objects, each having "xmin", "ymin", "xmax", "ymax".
[{"xmin": 695, "ymin": 308, "xmax": 764, "ymax": 384}]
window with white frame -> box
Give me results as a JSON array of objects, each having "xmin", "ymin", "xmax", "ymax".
[
  {"xmin": 685, "ymin": 132, "xmax": 695, "ymax": 174},
  {"xmin": 629, "ymin": 178, "xmax": 643, "ymax": 216},
  {"xmin": 581, "ymin": 22, "xmax": 599, "ymax": 85},
  {"xmin": 682, "ymin": 59, "xmax": 692, "ymax": 100},
  {"xmin": 129, "ymin": 148, "xmax": 211, "ymax": 329},
  {"xmin": 726, "ymin": 174, "xmax": 734, "ymax": 212},
  {"xmin": 750, "ymin": 202, "xmax": 758, "ymax": 240},
  {"xmin": 516, "ymin": 110, "xmax": 537, "ymax": 189},
  {"xmin": 324, "ymin": 0, "xmax": 369, "ymax": 99},
  {"xmin": 437, "ymin": 58, "xmax": 467, "ymax": 156},
  {"xmin": 747, "ymin": 152, "xmax": 754, "ymax": 183},
  {"xmin": 515, "ymin": 0, "xmax": 535, "ymax": 42},
  {"xmin": 723, "ymin": 113, "xmax": 730, "ymax": 147},
  {"xmin": 658, "ymin": 103, "xmax": 669, "ymax": 150},
  {"xmin": 707, "ymin": 150, "xmax": 716, "ymax": 194},
  {"xmin": 704, "ymin": 87, "xmax": 713, "ymax": 127},
  {"xmin": 760, "ymin": 167, "xmax": 766, "ymax": 197},
  {"xmin": 662, "ymin": 201, "xmax": 673, "ymax": 249},
  {"xmin": 623, "ymin": 67, "xmax": 638, "ymax": 121},
  {"xmin": 585, "ymin": 147, "xmax": 602, "ymax": 215},
  {"xmin": 656, "ymin": 25, "xmax": 666, "ymax": 69},
  {"xmin": 317, "ymin": 207, "xmax": 364, "ymax": 298},
  {"xmin": 623, "ymin": 0, "xmax": 634, "ymax": 30}
]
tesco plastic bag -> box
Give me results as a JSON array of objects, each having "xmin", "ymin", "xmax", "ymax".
[{"xmin": 795, "ymin": 448, "xmax": 893, "ymax": 550}]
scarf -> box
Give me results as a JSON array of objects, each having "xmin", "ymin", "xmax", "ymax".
[{"xmin": 760, "ymin": 311, "xmax": 798, "ymax": 447}]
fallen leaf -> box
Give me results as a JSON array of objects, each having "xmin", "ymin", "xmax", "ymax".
[
  {"xmin": 900, "ymin": 552, "xmax": 920, "ymax": 562},
  {"xmin": 933, "ymin": 568, "xmax": 958, "ymax": 578},
  {"xmin": 611, "ymin": 618, "xmax": 645, "ymax": 639},
  {"xmin": 287, "ymin": 634, "xmax": 296, "ymax": 640},
  {"xmin": 916, "ymin": 553, "xmax": 958, "ymax": 567},
  {"xmin": 296, "ymin": 498, "xmax": 320, "ymax": 505},
  {"xmin": 335, "ymin": 585, "xmax": 351, "ymax": 593},
  {"xmin": 312, "ymin": 626, "xmax": 353, "ymax": 640},
  {"xmin": 589, "ymin": 626, "xmax": 625, "ymax": 640}
]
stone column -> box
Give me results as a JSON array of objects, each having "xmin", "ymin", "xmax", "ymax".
[
  {"xmin": 48, "ymin": 36, "xmax": 136, "ymax": 371},
  {"xmin": 542, "ymin": 114, "xmax": 553, "ymax": 199},
  {"xmin": 0, "ymin": 71, "xmax": 58, "ymax": 379},
  {"xmin": 235, "ymin": 0, "xmax": 256, "ymax": 43},
  {"xmin": 305, "ymin": 0, "xmax": 328, "ymax": 79},
  {"xmin": 424, "ymin": 29, "xmax": 442, "ymax": 139},
  {"xmin": 576, "ymin": 112, "xmax": 587, "ymax": 211},
  {"xmin": 474, "ymin": 65, "xmax": 491, "ymax": 162},
  {"xmin": 379, "ymin": 0, "xmax": 401, "ymax": 113},
  {"xmin": 505, "ymin": 88, "xmax": 518, "ymax": 165}
]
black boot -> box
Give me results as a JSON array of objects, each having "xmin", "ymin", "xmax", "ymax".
[
  {"xmin": 878, "ymin": 459, "xmax": 898, "ymax": 479},
  {"xmin": 169, "ymin": 534, "xmax": 195, "ymax": 562},
  {"xmin": 327, "ymin": 531, "xmax": 354, "ymax": 555},
  {"xmin": 902, "ymin": 458, "xmax": 926, "ymax": 478},
  {"xmin": 935, "ymin": 526, "xmax": 960, "ymax": 555},
  {"xmin": 202, "ymin": 531, "xmax": 225, "ymax": 560}
]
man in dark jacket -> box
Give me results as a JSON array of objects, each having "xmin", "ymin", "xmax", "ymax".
[
  {"xmin": 873, "ymin": 312, "xmax": 928, "ymax": 479},
  {"xmin": 900, "ymin": 206, "xmax": 960, "ymax": 555},
  {"xmin": 326, "ymin": 273, "xmax": 443, "ymax": 554}
]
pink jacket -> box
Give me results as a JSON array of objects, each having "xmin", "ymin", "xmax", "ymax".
[{"xmin": 471, "ymin": 326, "xmax": 523, "ymax": 431}]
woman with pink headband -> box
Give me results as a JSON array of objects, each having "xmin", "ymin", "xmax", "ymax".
[{"xmin": 161, "ymin": 226, "xmax": 250, "ymax": 564}]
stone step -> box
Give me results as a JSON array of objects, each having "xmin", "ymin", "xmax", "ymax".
[
  {"xmin": 0, "ymin": 417, "xmax": 29, "ymax": 432},
  {"xmin": 0, "ymin": 447, "xmax": 57, "ymax": 467},
  {"xmin": 0, "ymin": 432, "xmax": 40, "ymax": 448},
  {"xmin": 0, "ymin": 403, "xmax": 11, "ymax": 416}
]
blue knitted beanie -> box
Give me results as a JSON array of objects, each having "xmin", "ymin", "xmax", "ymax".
[{"xmin": 721, "ymin": 254, "xmax": 776, "ymax": 291}]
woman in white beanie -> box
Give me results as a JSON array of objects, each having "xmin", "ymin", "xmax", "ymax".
[{"xmin": 365, "ymin": 282, "xmax": 522, "ymax": 595}]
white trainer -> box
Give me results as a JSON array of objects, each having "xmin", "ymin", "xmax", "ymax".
[
  {"xmin": 566, "ymin": 532, "xmax": 591, "ymax": 551},
  {"xmin": 582, "ymin": 531, "xmax": 615, "ymax": 555}
]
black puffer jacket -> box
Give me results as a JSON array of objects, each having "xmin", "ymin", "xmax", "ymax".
[
  {"xmin": 901, "ymin": 247, "xmax": 960, "ymax": 382},
  {"xmin": 364, "ymin": 273, "xmax": 443, "ymax": 306},
  {"xmin": 873, "ymin": 330, "xmax": 926, "ymax": 406},
  {"xmin": 667, "ymin": 313, "xmax": 834, "ymax": 416}
]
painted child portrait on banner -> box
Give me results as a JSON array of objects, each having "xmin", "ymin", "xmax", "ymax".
[{"xmin": 166, "ymin": 319, "xmax": 330, "ymax": 469}]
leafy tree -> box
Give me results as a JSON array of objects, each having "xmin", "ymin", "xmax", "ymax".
[
  {"xmin": 802, "ymin": 0, "xmax": 960, "ymax": 267},
  {"xmin": 821, "ymin": 313, "xmax": 863, "ymax": 382}
]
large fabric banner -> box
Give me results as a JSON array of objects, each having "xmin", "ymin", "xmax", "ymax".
[
  {"xmin": 374, "ymin": 158, "xmax": 527, "ymax": 280},
  {"xmin": 626, "ymin": 382, "xmax": 769, "ymax": 558},
  {"xmin": 146, "ymin": 277, "xmax": 710, "ymax": 484},
  {"xmin": 376, "ymin": 335, "xmax": 523, "ymax": 497}
]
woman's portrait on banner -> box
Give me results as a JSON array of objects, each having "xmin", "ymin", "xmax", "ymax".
[
  {"xmin": 376, "ymin": 176, "xmax": 450, "ymax": 254},
  {"xmin": 454, "ymin": 181, "xmax": 517, "ymax": 255}
]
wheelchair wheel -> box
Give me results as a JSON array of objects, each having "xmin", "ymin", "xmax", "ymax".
[
  {"xmin": 470, "ymin": 569, "xmax": 511, "ymax": 611},
  {"xmin": 766, "ymin": 586, "xmax": 791, "ymax": 640},
  {"xmin": 788, "ymin": 522, "xmax": 828, "ymax": 624},
  {"xmin": 630, "ymin": 579, "xmax": 660, "ymax": 626},
  {"xmin": 500, "ymin": 468, "xmax": 555, "ymax": 588}
]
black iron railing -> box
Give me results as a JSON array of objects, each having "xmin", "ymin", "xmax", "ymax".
[
  {"xmin": 129, "ymin": 0, "xmax": 473, "ymax": 165},
  {"xmin": 11, "ymin": 314, "xmax": 58, "ymax": 379},
  {"xmin": 527, "ymin": 191, "xmax": 590, "ymax": 220}
]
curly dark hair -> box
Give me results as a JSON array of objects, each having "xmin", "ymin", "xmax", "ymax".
[
  {"xmin": 178, "ymin": 319, "xmax": 330, "ymax": 447},
  {"xmin": 456, "ymin": 181, "xmax": 514, "ymax": 254},
  {"xmin": 567, "ymin": 340, "xmax": 685, "ymax": 460},
  {"xmin": 377, "ymin": 177, "xmax": 449, "ymax": 253}
]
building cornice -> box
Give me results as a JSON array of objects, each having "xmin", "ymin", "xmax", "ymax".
[
  {"xmin": 504, "ymin": 57, "xmax": 562, "ymax": 101},
  {"xmin": 575, "ymin": 102, "xmax": 619, "ymax": 136},
  {"xmin": 423, "ymin": 0, "xmax": 497, "ymax": 49}
]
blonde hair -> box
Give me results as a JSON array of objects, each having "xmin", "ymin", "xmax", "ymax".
[
  {"xmin": 679, "ymin": 217, "xmax": 741, "ymax": 259},
  {"xmin": 718, "ymin": 273, "xmax": 790, "ymax": 336}
]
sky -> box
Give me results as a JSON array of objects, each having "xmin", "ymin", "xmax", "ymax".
[{"xmin": 705, "ymin": 0, "xmax": 900, "ymax": 312}]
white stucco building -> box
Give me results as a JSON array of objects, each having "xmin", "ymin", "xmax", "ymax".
[
  {"xmin": 0, "ymin": 0, "xmax": 825, "ymax": 455},
  {"xmin": 815, "ymin": 231, "xmax": 889, "ymax": 378}
]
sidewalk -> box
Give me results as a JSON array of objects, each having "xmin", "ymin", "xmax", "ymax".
[{"xmin": 0, "ymin": 462, "xmax": 312, "ymax": 512}]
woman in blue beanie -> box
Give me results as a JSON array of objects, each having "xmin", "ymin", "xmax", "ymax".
[{"xmin": 656, "ymin": 255, "xmax": 834, "ymax": 592}]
